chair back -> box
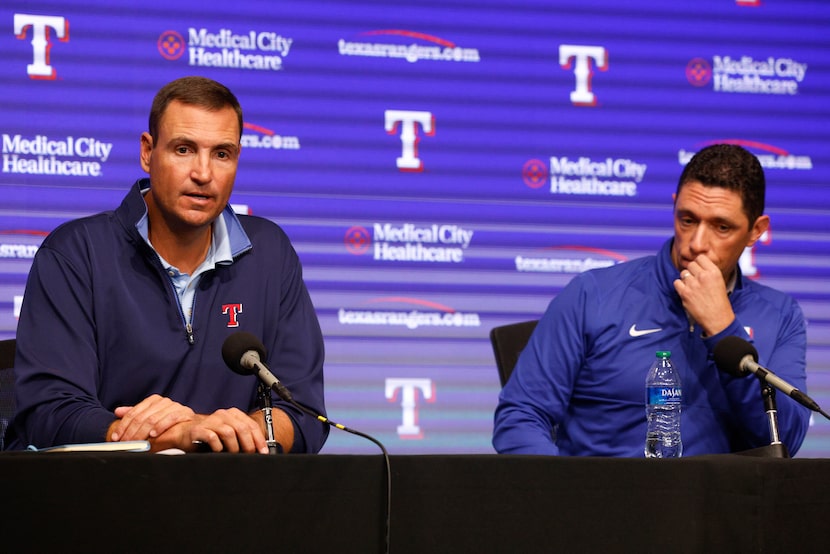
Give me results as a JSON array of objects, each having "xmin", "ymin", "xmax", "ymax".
[
  {"xmin": 489, "ymin": 320, "xmax": 537, "ymax": 387},
  {"xmin": 0, "ymin": 338, "xmax": 16, "ymax": 451}
]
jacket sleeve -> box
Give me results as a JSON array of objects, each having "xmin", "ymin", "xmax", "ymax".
[
  {"xmin": 704, "ymin": 295, "xmax": 809, "ymax": 455},
  {"xmin": 10, "ymin": 241, "xmax": 115, "ymax": 449},
  {"xmin": 265, "ymin": 239, "xmax": 329, "ymax": 453},
  {"xmin": 492, "ymin": 275, "xmax": 590, "ymax": 455}
]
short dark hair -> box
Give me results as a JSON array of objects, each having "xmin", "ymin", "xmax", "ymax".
[
  {"xmin": 148, "ymin": 76, "xmax": 243, "ymax": 142},
  {"xmin": 676, "ymin": 144, "xmax": 765, "ymax": 227}
]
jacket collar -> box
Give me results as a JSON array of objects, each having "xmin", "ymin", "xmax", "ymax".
[{"xmin": 116, "ymin": 178, "xmax": 252, "ymax": 260}]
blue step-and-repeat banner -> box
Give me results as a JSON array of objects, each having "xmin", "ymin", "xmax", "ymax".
[{"xmin": 1, "ymin": 0, "xmax": 828, "ymax": 455}]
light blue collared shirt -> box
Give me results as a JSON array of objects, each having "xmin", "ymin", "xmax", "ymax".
[{"xmin": 136, "ymin": 193, "xmax": 234, "ymax": 323}]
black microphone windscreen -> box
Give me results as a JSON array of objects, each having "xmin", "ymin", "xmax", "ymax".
[
  {"xmin": 713, "ymin": 335, "xmax": 758, "ymax": 377},
  {"xmin": 222, "ymin": 331, "xmax": 267, "ymax": 375}
]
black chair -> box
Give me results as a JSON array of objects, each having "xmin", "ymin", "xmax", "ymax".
[
  {"xmin": 489, "ymin": 320, "xmax": 538, "ymax": 387},
  {"xmin": 0, "ymin": 338, "xmax": 16, "ymax": 451}
]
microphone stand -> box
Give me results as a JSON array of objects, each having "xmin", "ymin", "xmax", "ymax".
[
  {"xmin": 257, "ymin": 382, "xmax": 281, "ymax": 455},
  {"xmin": 741, "ymin": 379, "xmax": 790, "ymax": 459},
  {"xmin": 761, "ymin": 383, "xmax": 784, "ymax": 447}
]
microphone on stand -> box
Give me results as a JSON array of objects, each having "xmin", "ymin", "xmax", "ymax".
[
  {"xmin": 221, "ymin": 331, "xmax": 391, "ymax": 554},
  {"xmin": 221, "ymin": 331, "xmax": 286, "ymax": 454},
  {"xmin": 713, "ymin": 335, "xmax": 829, "ymax": 420},
  {"xmin": 222, "ymin": 332, "xmax": 294, "ymax": 401}
]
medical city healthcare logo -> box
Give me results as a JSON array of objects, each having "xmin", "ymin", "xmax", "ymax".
[
  {"xmin": 157, "ymin": 26, "xmax": 294, "ymax": 71},
  {"xmin": 686, "ymin": 54, "xmax": 807, "ymax": 95},
  {"xmin": 338, "ymin": 29, "xmax": 480, "ymax": 63},
  {"xmin": 685, "ymin": 58, "xmax": 712, "ymax": 87},
  {"xmin": 344, "ymin": 223, "xmax": 473, "ymax": 263},
  {"xmin": 157, "ymin": 30, "xmax": 186, "ymax": 60},
  {"xmin": 522, "ymin": 154, "xmax": 647, "ymax": 197},
  {"xmin": 3, "ymin": 133, "xmax": 114, "ymax": 177}
]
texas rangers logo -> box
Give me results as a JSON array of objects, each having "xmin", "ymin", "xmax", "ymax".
[
  {"xmin": 14, "ymin": 13, "xmax": 69, "ymax": 79},
  {"xmin": 222, "ymin": 303, "xmax": 243, "ymax": 327}
]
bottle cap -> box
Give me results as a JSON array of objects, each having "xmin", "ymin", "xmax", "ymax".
[{"xmin": 655, "ymin": 351, "xmax": 671, "ymax": 358}]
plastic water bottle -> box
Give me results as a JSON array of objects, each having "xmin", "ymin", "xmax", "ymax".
[{"xmin": 644, "ymin": 350, "xmax": 682, "ymax": 458}]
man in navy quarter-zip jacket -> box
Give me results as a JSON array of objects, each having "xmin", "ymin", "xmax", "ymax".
[
  {"xmin": 6, "ymin": 76, "xmax": 328, "ymax": 454},
  {"xmin": 493, "ymin": 144, "xmax": 809, "ymax": 457}
]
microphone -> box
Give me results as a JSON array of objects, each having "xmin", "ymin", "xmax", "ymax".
[
  {"xmin": 221, "ymin": 332, "xmax": 390, "ymax": 442},
  {"xmin": 713, "ymin": 336, "xmax": 827, "ymax": 417},
  {"xmin": 221, "ymin": 331, "xmax": 292, "ymax": 401}
]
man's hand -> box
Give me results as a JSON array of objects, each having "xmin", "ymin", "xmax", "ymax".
[
  {"xmin": 673, "ymin": 254, "xmax": 735, "ymax": 336},
  {"xmin": 109, "ymin": 395, "xmax": 275, "ymax": 453},
  {"xmin": 110, "ymin": 394, "xmax": 195, "ymax": 442},
  {"xmin": 178, "ymin": 408, "xmax": 269, "ymax": 454}
]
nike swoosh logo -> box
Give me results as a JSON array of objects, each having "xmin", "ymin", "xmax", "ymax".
[{"xmin": 629, "ymin": 324, "xmax": 662, "ymax": 337}]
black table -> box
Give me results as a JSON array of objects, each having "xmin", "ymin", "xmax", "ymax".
[{"xmin": 1, "ymin": 452, "xmax": 828, "ymax": 553}]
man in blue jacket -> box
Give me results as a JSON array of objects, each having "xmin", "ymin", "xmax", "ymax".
[
  {"xmin": 7, "ymin": 76, "xmax": 328, "ymax": 453},
  {"xmin": 493, "ymin": 144, "xmax": 809, "ymax": 456}
]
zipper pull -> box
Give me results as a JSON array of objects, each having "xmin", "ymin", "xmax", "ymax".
[{"xmin": 186, "ymin": 323, "xmax": 195, "ymax": 345}]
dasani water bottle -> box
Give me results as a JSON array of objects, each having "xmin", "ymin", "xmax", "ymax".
[{"xmin": 644, "ymin": 350, "xmax": 682, "ymax": 458}]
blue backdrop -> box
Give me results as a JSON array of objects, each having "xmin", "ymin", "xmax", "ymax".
[{"xmin": 2, "ymin": 0, "xmax": 828, "ymax": 456}]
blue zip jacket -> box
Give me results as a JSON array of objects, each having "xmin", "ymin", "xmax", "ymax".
[
  {"xmin": 493, "ymin": 239, "xmax": 809, "ymax": 456},
  {"xmin": 7, "ymin": 179, "xmax": 328, "ymax": 452}
]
